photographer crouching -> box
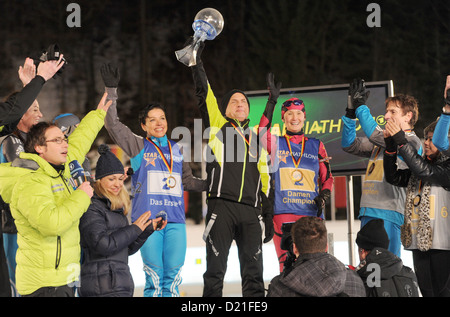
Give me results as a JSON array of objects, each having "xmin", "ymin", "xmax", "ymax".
[{"xmin": 267, "ymin": 216, "xmax": 365, "ymax": 297}]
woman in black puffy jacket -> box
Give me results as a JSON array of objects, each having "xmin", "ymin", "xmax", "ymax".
[
  {"xmin": 383, "ymin": 120, "xmax": 450, "ymax": 297},
  {"xmin": 79, "ymin": 144, "xmax": 166, "ymax": 297}
]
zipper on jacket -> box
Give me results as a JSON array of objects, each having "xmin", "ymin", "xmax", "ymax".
[
  {"xmin": 55, "ymin": 236, "xmax": 61, "ymax": 269},
  {"xmin": 59, "ymin": 173, "xmax": 73, "ymax": 194},
  {"xmin": 209, "ymin": 168, "xmax": 215, "ymax": 193},
  {"xmin": 238, "ymin": 147, "xmax": 247, "ymax": 202},
  {"xmin": 233, "ymin": 119, "xmax": 247, "ymax": 202},
  {"xmin": 55, "ymin": 173, "xmax": 70, "ymax": 269}
]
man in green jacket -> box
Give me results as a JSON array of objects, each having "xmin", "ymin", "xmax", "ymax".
[{"xmin": 0, "ymin": 93, "xmax": 110, "ymax": 297}]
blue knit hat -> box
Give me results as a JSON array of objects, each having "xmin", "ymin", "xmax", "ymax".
[
  {"xmin": 95, "ymin": 144, "xmax": 124, "ymax": 180},
  {"xmin": 53, "ymin": 113, "xmax": 80, "ymax": 136}
]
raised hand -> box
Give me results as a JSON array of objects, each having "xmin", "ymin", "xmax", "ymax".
[
  {"xmin": 36, "ymin": 54, "xmax": 65, "ymax": 81},
  {"xmin": 267, "ymin": 73, "xmax": 282, "ymax": 104},
  {"xmin": 96, "ymin": 92, "xmax": 113, "ymax": 112},
  {"xmin": 18, "ymin": 58, "xmax": 36, "ymax": 86},
  {"xmin": 100, "ymin": 62, "xmax": 120, "ymax": 88},
  {"xmin": 348, "ymin": 78, "xmax": 370, "ymax": 110}
]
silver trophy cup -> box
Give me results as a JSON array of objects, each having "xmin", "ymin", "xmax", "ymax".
[{"xmin": 175, "ymin": 8, "xmax": 224, "ymax": 66}]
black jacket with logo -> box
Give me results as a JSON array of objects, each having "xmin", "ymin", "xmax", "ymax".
[
  {"xmin": 356, "ymin": 247, "xmax": 420, "ymax": 297},
  {"xmin": 191, "ymin": 62, "xmax": 270, "ymax": 208}
]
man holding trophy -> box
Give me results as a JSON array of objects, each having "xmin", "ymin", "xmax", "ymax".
[{"xmin": 177, "ymin": 8, "xmax": 273, "ymax": 297}]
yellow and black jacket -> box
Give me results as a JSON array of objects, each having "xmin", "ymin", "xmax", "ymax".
[
  {"xmin": 0, "ymin": 109, "xmax": 106, "ymax": 295},
  {"xmin": 192, "ymin": 63, "xmax": 270, "ymax": 208}
]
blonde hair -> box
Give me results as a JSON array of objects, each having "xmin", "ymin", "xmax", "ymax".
[{"xmin": 93, "ymin": 181, "xmax": 131, "ymax": 216}]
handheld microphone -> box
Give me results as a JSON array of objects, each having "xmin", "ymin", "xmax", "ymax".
[{"xmin": 69, "ymin": 160, "xmax": 87, "ymax": 189}]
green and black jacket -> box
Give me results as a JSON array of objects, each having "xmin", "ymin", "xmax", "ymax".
[{"xmin": 191, "ymin": 63, "xmax": 270, "ymax": 208}]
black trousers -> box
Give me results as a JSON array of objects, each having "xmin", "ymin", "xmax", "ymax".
[
  {"xmin": 202, "ymin": 198, "xmax": 264, "ymax": 297},
  {"xmin": 21, "ymin": 285, "xmax": 75, "ymax": 297},
  {"xmin": 412, "ymin": 249, "xmax": 450, "ymax": 297}
]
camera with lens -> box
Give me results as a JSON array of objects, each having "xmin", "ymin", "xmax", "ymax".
[
  {"xmin": 34, "ymin": 44, "xmax": 67, "ymax": 78},
  {"xmin": 280, "ymin": 221, "xmax": 296, "ymax": 273},
  {"xmin": 39, "ymin": 44, "xmax": 66, "ymax": 62}
]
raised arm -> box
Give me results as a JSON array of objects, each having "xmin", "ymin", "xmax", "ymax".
[
  {"xmin": 432, "ymin": 75, "xmax": 450, "ymax": 155},
  {"xmin": 0, "ymin": 57, "xmax": 65, "ymax": 134},
  {"xmin": 258, "ymin": 73, "xmax": 281, "ymax": 156},
  {"xmin": 341, "ymin": 115, "xmax": 375, "ymax": 157},
  {"xmin": 341, "ymin": 78, "xmax": 376, "ymax": 156},
  {"xmin": 67, "ymin": 93, "xmax": 110, "ymax": 164},
  {"xmin": 190, "ymin": 41, "xmax": 210, "ymax": 128},
  {"xmin": 101, "ymin": 63, "xmax": 145, "ymax": 158},
  {"xmin": 188, "ymin": 40, "xmax": 227, "ymax": 130}
]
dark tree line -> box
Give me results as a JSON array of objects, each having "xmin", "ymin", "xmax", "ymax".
[{"xmin": 0, "ymin": 0, "xmax": 449, "ymax": 140}]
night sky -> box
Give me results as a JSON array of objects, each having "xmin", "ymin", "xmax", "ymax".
[{"xmin": 1, "ymin": 0, "xmax": 448, "ymax": 138}]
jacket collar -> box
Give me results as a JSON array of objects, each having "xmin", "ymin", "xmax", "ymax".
[
  {"xmin": 19, "ymin": 152, "xmax": 67, "ymax": 178},
  {"xmin": 92, "ymin": 193, "xmax": 125, "ymax": 214},
  {"xmin": 227, "ymin": 117, "xmax": 250, "ymax": 129}
]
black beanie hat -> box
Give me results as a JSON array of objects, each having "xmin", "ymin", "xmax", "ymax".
[
  {"xmin": 95, "ymin": 144, "xmax": 125, "ymax": 180},
  {"xmin": 220, "ymin": 89, "xmax": 250, "ymax": 117},
  {"xmin": 356, "ymin": 219, "xmax": 390, "ymax": 250}
]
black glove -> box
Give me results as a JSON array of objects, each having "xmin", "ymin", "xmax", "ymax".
[
  {"xmin": 314, "ymin": 189, "xmax": 331, "ymax": 217},
  {"xmin": 195, "ymin": 40, "xmax": 205, "ymax": 65},
  {"xmin": 100, "ymin": 62, "xmax": 120, "ymax": 88},
  {"xmin": 267, "ymin": 73, "xmax": 281, "ymax": 105},
  {"xmin": 445, "ymin": 88, "xmax": 450, "ymax": 105},
  {"xmin": 346, "ymin": 78, "xmax": 370, "ymax": 118},
  {"xmin": 391, "ymin": 129, "xmax": 407, "ymax": 146},
  {"xmin": 384, "ymin": 136, "xmax": 397, "ymax": 153},
  {"xmin": 263, "ymin": 214, "xmax": 274, "ymax": 243},
  {"xmin": 261, "ymin": 192, "xmax": 274, "ymax": 243}
]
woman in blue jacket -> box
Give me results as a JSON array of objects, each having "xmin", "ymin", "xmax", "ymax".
[
  {"xmin": 101, "ymin": 63, "xmax": 206, "ymax": 297},
  {"xmin": 79, "ymin": 144, "xmax": 166, "ymax": 297}
]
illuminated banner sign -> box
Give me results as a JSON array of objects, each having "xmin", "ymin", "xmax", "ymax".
[{"xmin": 246, "ymin": 81, "xmax": 394, "ymax": 176}]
